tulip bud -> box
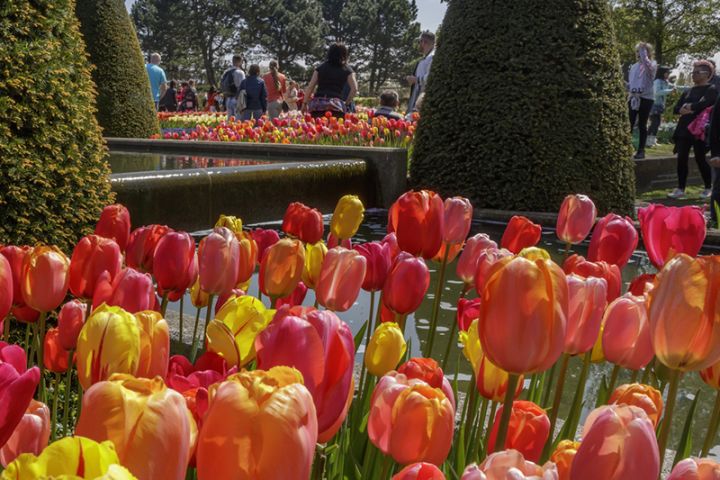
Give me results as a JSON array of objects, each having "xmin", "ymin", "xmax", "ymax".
[
  {"xmin": 587, "ymin": 213, "xmax": 638, "ymax": 268},
  {"xmin": 69, "ymin": 234, "xmax": 123, "ymax": 300},
  {"xmin": 457, "ymin": 298, "xmax": 481, "ymax": 332},
  {"xmin": 21, "ymin": 246, "xmax": 70, "ymax": 313},
  {"xmin": 126, "ymin": 224, "xmax": 171, "ymax": 274},
  {"xmin": 190, "ymin": 277, "xmax": 210, "ymax": 308},
  {"xmin": 198, "ymin": 227, "xmax": 240, "ymax": 296},
  {"xmin": 0, "ymin": 399, "xmax": 50, "ymax": 467},
  {"xmin": 364, "ymin": 322, "xmax": 406, "ymax": 376},
  {"xmin": 551, "ymin": 440, "xmax": 580, "ymax": 480},
  {"xmin": 602, "ymin": 294, "xmax": 653, "ymax": 370},
  {"xmin": 442, "ymin": 196, "xmax": 473, "ymax": 244},
  {"xmin": 93, "ymin": 267, "xmax": 156, "ymax": 314},
  {"xmin": 0, "ymin": 246, "xmax": 32, "ymax": 307},
  {"xmin": 95, "ymin": 204, "xmax": 132, "ymax": 252},
  {"xmin": 383, "ymin": 253, "xmax": 430, "ymax": 315},
  {"xmin": 43, "ymin": 328, "xmax": 70, "ymax": 373},
  {"xmin": 302, "ymin": 241, "xmax": 328, "ymax": 289},
  {"xmin": 330, "ymin": 194, "xmax": 365, "ymax": 240},
  {"xmin": 500, "ymin": 215, "xmax": 541, "ymax": 254},
  {"xmin": 274, "ymin": 281, "xmax": 308, "ymax": 309},
  {"xmin": 609, "ymin": 383, "xmax": 663, "ymax": 427},
  {"xmin": 487, "ymin": 400, "xmax": 550, "ymax": 462},
  {"xmin": 154, "ymin": 231, "xmax": 198, "ymax": 299},
  {"xmin": 0, "ymin": 344, "xmax": 41, "ymax": 448},
  {"xmin": 556, "ymin": 194, "xmax": 597, "ymax": 245},
  {"xmin": 57, "ymin": 300, "xmax": 87, "ymax": 351},
  {"xmin": 456, "ymin": 234, "xmax": 497, "ymax": 287},
  {"xmin": 388, "ymin": 190, "xmax": 444, "ymax": 259},
  {"xmin": 259, "ymin": 238, "xmax": 305, "ymax": 299},
  {"xmin": 354, "ymin": 241, "xmax": 392, "ymax": 292},
  {"xmin": 474, "ymin": 247, "xmax": 513, "ymax": 296},
  {"xmin": 316, "ymin": 247, "xmax": 366, "ymax": 312},
  {"xmin": 236, "ymin": 231, "xmax": 258, "ymax": 286},
  {"xmin": 564, "ymin": 275, "xmax": 607, "ymax": 355},
  {"xmin": 397, "ymin": 358, "xmax": 456, "ymax": 410},
  {"xmin": 282, "ymin": 202, "xmax": 324, "ymax": 244}
]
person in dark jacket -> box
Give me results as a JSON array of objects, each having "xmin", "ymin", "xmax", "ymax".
[
  {"xmin": 239, "ymin": 64, "xmax": 267, "ymax": 121},
  {"xmin": 708, "ymin": 90, "xmax": 720, "ymax": 224},
  {"xmin": 158, "ymin": 80, "xmax": 178, "ymax": 112}
]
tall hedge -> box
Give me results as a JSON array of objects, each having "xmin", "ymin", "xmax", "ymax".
[
  {"xmin": 0, "ymin": 0, "xmax": 114, "ymax": 252},
  {"xmin": 76, "ymin": 0, "xmax": 159, "ymax": 138},
  {"xmin": 410, "ymin": 0, "xmax": 635, "ymax": 215}
]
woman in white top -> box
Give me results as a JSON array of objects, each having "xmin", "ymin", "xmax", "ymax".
[{"xmin": 628, "ymin": 42, "xmax": 657, "ymax": 159}]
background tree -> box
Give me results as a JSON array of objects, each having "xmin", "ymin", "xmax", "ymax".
[
  {"xmin": 0, "ymin": 0, "xmax": 114, "ymax": 251},
  {"xmin": 411, "ymin": 0, "xmax": 635, "ymax": 215},
  {"xmin": 76, "ymin": 0, "xmax": 159, "ymax": 138}
]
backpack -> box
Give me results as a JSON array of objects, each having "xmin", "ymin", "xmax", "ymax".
[{"xmin": 221, "ymin": 68, "xmax": 238, "ymax": 97}]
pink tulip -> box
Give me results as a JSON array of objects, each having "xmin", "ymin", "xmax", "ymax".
[
  {"xmin": 462, "ymin": 450, "xmax": 559, "ymax": 479},
  {"xmin": 0, "ymin": 246, "xmax": 32, "ymax": 307},
  {"xmin": 474, "ymin": 247, "xmax": 513, "ymax": 296},
  {"xmin": 383, "ymin": 252, "xmax": 430, "ymax": 315},
  {"xmin": 500, "ymin": 216, "xmax": 541, "ymax": 254},
  {"xmin": 154, "ymin": 231, "xmax": 198, "ymax": 300},
  {"xmin": 316, "ymin": 247, "xmax": 367, "ymax": 312},
  {"xmin": 571, "ymin": 404, "xmax": 659, "ymax": 480},
  {"xmin": 668, "ymin": 458, "xmax": 720, "ymax": 480},
  {"xmin": 250, "ymin": 228, "xmax": 280, "ymax": 262},
  {"xmin": 69, "ymin": 234, "xmax": 123, "ymax": 299},
  {"xmin": 382, "ymin": 232, "xmax": 401, "ymax": 260},
  {"xmin": 564, "ymin": 275, "xmax": 607, "ymax": 355},
  {"xmin": 125, "ymin": 224, "xmax": 171, "ymax": 274},
  {"xmin": 353, "ymin": 242, "xmax": 392, "ymax": 292},
  {"xmin": 443, "ymin": 196, "xmax": 473, "ymax": 244},
  {"xmin": 0, "ymin": 255, "xmax": 11, "ymax": 324},
  {"xmin": 92, "ymin": 268, "xmax": 156, "ymax": 313},
  {"xmin": 0, "ymin": 399, "xmax": 50, "ymax": 467},
  {"xmin": 556, "ymin": 194, "xmax": 597, "ymax": 245},
  {"xmin": 0, "ymin": 344, "xmax": 40, "ymax": 448},
  {"xmin": 393, "ymin": 463, "xmax": 446, "ymax": 480},
  {"xmin": 587, "ymin": 214, "xmax": 638, "ymax": 268},
  {"xmin": 198, "ymin": 227, "xmax": 240, "ymax": 295},
  {"xmin": 274, "ymin": 281, "xmax": 308, "ymax": 309},
  {"xmin": 638, "ymin": 204, "xmax": 706, "ymax": 269},
  {"xmin": 456, "ymin": 234, "xmax": 497, "ymax": 287},
  {"xmin": 602, "ymin": 294, "xmax": 653, "ymax": 370},
  {"xmin": 57, "ymin": 300, "xmax": 87, "ymax": 351},
  {"xmin": 255, "ymin": 307, "xmax": 354, "ymax": 442},
  {"xmin": 95, "ymin": 204, "xmax": 132, "ymax": 252}
]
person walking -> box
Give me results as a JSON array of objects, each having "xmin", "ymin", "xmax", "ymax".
[
  {"xmin": 709, "ymin": 92, "xmax": 720, "ymax": 225},
  {"xmin": 145, "ymin": 52, "xmax": 167, "ymax": 110},
  {"xmin": 263, "ymin": 60, "xmax": 286, "ymax": 119},
  {"xmin": 406, "ymin": 31, "xmax": 435, "ymax": 114},
  {"xmin": 627, "ymin": 42, "xmax": 657, "ymax": 159},
  {"xmin": 668, "ymin": 60, "xmax": 717, "ymax": 199},
  {"xmin": 304, "ymin": 43, "xmax": 358, "ymax": 119},
  {"xmin": 239, "ymin": 64, "xmax": 267, "ymax": 121},
  {"xmin": 221, "ymin": 55, "xmax": 246, "ymax": 120},
  {"xmin": 158, "ymin": 80, "xmax": 178, "ymax": 112},
  {"xmin": 647, "ymin": 67, "xmax": 674, "ymax": 147}
]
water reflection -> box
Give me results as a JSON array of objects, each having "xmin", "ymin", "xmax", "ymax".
[{"xmin": 108, "ymin": 151, "xmax": 273, "ymax": 174}]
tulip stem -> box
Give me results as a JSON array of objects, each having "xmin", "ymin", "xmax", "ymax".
[
  {"xmin": 494, "ymin": 373, "xmax": 520, "ymax": 453},
  {"xmin": 657, "ymin": 369, "xmax": 682, "ymax": 473},
  {"xmin": 197, "ymin": 295, "xmax": 215, "ymax": 362},
  {"xmin": 464, "ymin": 377, "xmax": 480, "ymax": 456},
  {"xmin": 51, "ymin": 372, "xmax": 61, "ymax": 441},
  {"xmin": 562, "ymin": 351, "xmax": 592, "ymax": 442},
  {"xmin": 484, "ymin": 400, "xmax": 499, "ymax": 457},
  {"xmin": 630, "ymin": 369, "xmax": 639, "ymax": 383},
  {"xmin": 563, "ymin": 242, "xmax": 572, "ymax": 260},
  {"xmin": 542, "ymin": 353, "xmax": 570, "ymax": 462},
  {"xmin": 24, "ymin": 323, "xmax": 32, "ymax": 366},
  {"xmin": 441, "ymin": 288, "xmax": 467, "ymax": 372},
  {"xmin": 37, "ymin": 311, "xmax": 47, "ymax": 403},
  {"xmin": 607, "ymin": 364, "xmax": 621, "ymax": 395},
  {"xmin": 642, "ymin": 358, "xmax": 655, "ymax": 384},
  {"xmin": 85, "ymin": 299, "xmax": 93, "ymax": 317},
  {"xmin": 363, "ymin": 290, "xmax": 377, "ymax": 349},
  {"xmin": 424, "ymin": 245, "xmax": 450, "ymax": 358},
  {"xmin": 190, "ymin": 306, "xmax": 202, "ymax": 357},
  {"xmin": 312, "ymin": 444, "xmax": 326, "ymax": 480},
  {"xmin": 541, "ymin": 362, "xmax": 558, "ymax": 408},
  {"xmin": 160, "ymin": 293, "xmax": 170, "ymax": 317},
  {"xmin": 61, "ymin": 350, "xmax": 74, "ymax": 436},
  {"xmin": 2, "ymin": 314, "xmax": 9, "ymax": 342},
  {"xmin": 179, "ymin": 295, "xmax": 184, "ymax": 343},
  {"xmin": 702, "ymin": 389, "xmax": 720, "ymax": 456},
  {"xmin": 468, "ymin": 396, "xmax": 489, "ymax": 462}
]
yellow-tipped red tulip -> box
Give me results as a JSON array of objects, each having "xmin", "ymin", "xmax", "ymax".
[
  {"xmin": 364, "ymin": 322, "xmax": 406, "ymax": 376},
  {"xmin": 20, "ymin": 246, "xmax": 70, "ymax": 313},
  {"xmin": 331, "ymin": 194, "xmax": 365, "ymax": 240},
  {"xmin": 302, "ymin": 241, "xmax": 328, "ymax": 289},
  {"xmin": 259, "ymin": 238, "xmax": 305, "ymax": 299},
  {"xmin": 205, "ymin": 295, "xmax": 274, "ymax": 367},
  {"xmin": 134, "ymin": 311, "xmax": 170, "ymax": 379},
  {"xmin": 196, "ymin": 367, "xmax": 318, "ymax": 480},
  {"xmin": 75, "ymin": 375, "xmax": 197, "ymax": 480}
]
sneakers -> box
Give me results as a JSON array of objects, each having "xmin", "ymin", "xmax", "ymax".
[
  {"xmin": 646, "ymin": 136, "xmax": 657, "ymax": 147},
  {"xmin": 634, "ymin": 150, "xmax": 645, "ymax": 159},
  {"xmin": 667, "ymin": 188, "xmax": 686, "ymax": 199},
  {"xmin": 700, "ymin": 189, "xmax": 712, "ymax": 200}
]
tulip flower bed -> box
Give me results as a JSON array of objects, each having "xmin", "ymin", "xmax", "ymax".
[
  {"xmin": 0, "ymin": 190, "xmax": 719, "ymax": 480},
  {"xmin": 154, "ymin": 111, "xmax": 416, "ymax": 147}
]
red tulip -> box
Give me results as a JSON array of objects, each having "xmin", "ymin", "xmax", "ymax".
[
  {"xmin": 0, "ymin": 399, "xmax": 50, "ymax": 467},
  {"xmin": 628, "ymin": 273, "xmax": 655, "ymax": 296},
  {"xmin": 57, "ymin": 300, "xmax": 87, "ymax": 351},
  {"xmin": 282, "ymin": 202, "xmax": 324, "ymax": 244},
  {"xmin": 397, "ymin": 357, "xmax": 455, "ymax": 410},
  {"xmin": 487, "ymin": 400, "xmax": 550, "ymax": 462},
  {"xmin": 250, "ymin": 228, "xmax": 280, "ymax": 262},
  {"xmin": 393, "ymin": 463, "xmax": 446, "ymax": 480},
  {"xmin": 388, "ymin": 190, "xmax": 444, "ymax": 259},
  {"xmin": 92, "ymin": 268, "xmax": 156, "ymax": 313},
  {"xmin": 43, "ymin": 328, "xmax": 70, "ymax": 373},
  {"xmin": 0, "ymin": 246, "xmax": 32, "ymax": 307},
  {"xmin": 602, "ymin": 294, "xmax": 653, "ymax": 370},
  {"xmin": 0, "ymin": 255, "xmax": 11, "ymax": 323},
  {"xmin": 326, "ymin": 232, "xmax": 352, "ymax": 249},
  {"xmin": 154, "ymin": 231, "xmax": 198, "ymax": 300},
  {"xmin": 443, "ymin": 196, "xmax": 473, "ymax": 244},
  {"xmin": 571, "ymin": 404, "xmax": 659, "ymax": 479},
  {"xmin": 353, "ymin": 242, "xmax": 392, "ymax": 292},
  {"xmin": 563, "ymin": 254, "xmax": 621, "ymax": 302},
  {"xmin": 382, "ymin": 232, "xmax": 402, "ymax": 260},
  {"xmin": 316, "ymin": 247, "xmax": 367, "ymax": 312},
  {"xmin": 474, "ymin": 247, "xmax": 513, "ymax": 296},
  {"xmin": 457, "ymin": 297, "xmax": 481, "ymax": 332},
  {"xmin": 10, "ymin": 305, "xmax": 38, "ymax": 324},
  {"xmin": 274, "ymin": 281, "xmax": 308, "ymax": 309},
  {"xmin": 382, "ymin": 253, "xmax": 430, "ymax": 315},
  {"xmin": 125, "ymin": 224, "xmax": 171, "ymax": 274},
  {"xmin": 255, "ymin": 308, "xmax": 354, "ymax": 442},
  {"xmin": 456, "ymin": 234, "xmax": 497, "ymax": 287},
  {"xmin": 587, "ymin": 214, "xmax": 638, "ymax": 267},
  {"xmin": 69, "ymin": 235, "xmax": 123, "ymax": 299},
  {"xmin": 638, "ymin": 204, "xmax": 706, "ymax": 269},
  {"xmin": 564, "ymin": 275, "xmax": 607, "ymax": 355},
  {"xmin": 0, "ymin": 344, "xmax": 40, "ymax": 448},
  {"xmin": 95, "ymin": 204, "xmax": 131, "ymax": 252},
  {"xmin": 556, "ymin": 194, "xmax": 597, "ymax": 245},
  {"xmin": 198, "ymin": 227, "xmax": 240, "ymax": 295},
  {"xmin": 20, "ymin": 246, "xmax": 70, "ymax": 313},
  {"xmin": 500, "ymin": 216, "xmax": 541, "ymax": 254}
]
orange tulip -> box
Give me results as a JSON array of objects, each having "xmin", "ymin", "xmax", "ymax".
[
  {"xmin": 609, "ymin": 383, "xmax": 663, "ymax": 427},
  {"xmin": 0, "ymin": 400, "xmax": 50, "ymax": 467},
  {"xmin": 259, "ymin": 238, "xmax": 305, "ymax": 298},
  {"xmin": 556, "ymin": 194, "xmax": 596, "ymax": 245},
  {"xmin": 43, "ymin": 328, "xmax": 70, "ymax": 373},
  {"xmin": 387, "ymin": 190, "xmax": 444, "ymax": 259},
  {"xmin": 648, "ymin": 254, "xmax": 720, "ymax": 371},
  {"xmin": 95, "ymin": 204, "xmax": 132, "ymax": 252},
  {"xmin": 397, "ymin": 358, "xmax": 456, "ymax": 410},
  {"xmin": 69, "ymin": 234, "xmax": 123, "ymax": 300},
  {"xmin": 563, "ymin": 254, "xmax": 621, "ymax": 302},
  {"xmin": 500, "ymin": 216, "xmax": 541, "ymax": 254},
  {"xmin": 551, "ymin": 440, "xmax": 580, "ymax": 480},
  {"xmin": 368, "ymin": 371, "xmax": 454, "ymax": 466},
  {"xmin": 487, "ymin": 400, "xmax": 550, "ymax": 462},
  {"xmin": 564, "ymin": 274, "xmax": 607, "ymax": 355},
  {"xmin": 601, "ymin": 294, "xmax": 653, "ymax": 370},
  {"xmin": 236, "ymin": 231, "xmax": 258, "ymax": 286},
  {"xmin": 478, "ymin": 256, "xmax": 568, "ymax": 374},
  {"xmin": 316, "ymin": 247, "xmax": 367, "ymax": 311},
  {"xmin": 669, "ymin": 458, "xmax": 720, "ymax": 480},
  {"xmin": 196, "ymin": 367, "xmax": 318, "ymax": 480},
  {"xmin": 76, "ymin": 374, "xmax": 197, "ymax": 480},
  {"xmin": 20, "ymin": 246, "xmax": 70, "ymax": 312}
]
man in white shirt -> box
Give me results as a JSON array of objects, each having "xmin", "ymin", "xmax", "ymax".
[{"xmin": 406, "ymin": 31, "xmax": 435, "ymax": 114}]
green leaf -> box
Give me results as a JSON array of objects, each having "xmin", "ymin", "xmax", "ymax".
[
  {"xmin": 595, "ymin": 374, "xmax": 610, "ymax": 408},
  {"xmin": 673, "ymin": 389, "xmax": 701, "ymax": 468},
  {"xmin": 354, "ymin": 321, "xmax": 368, "ymax": 351}
]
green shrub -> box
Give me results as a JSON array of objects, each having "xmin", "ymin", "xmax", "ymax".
[
  {"xmin": 410, "ymin": 0, "xmax": 635, "ymax": 215},
  {"xmin": 0, "ymin": 0, "xmax": 114, "ymax": 253},
  {"xmin": 76, "ymin": 0, "xmax": 159, "ymax": 138}
]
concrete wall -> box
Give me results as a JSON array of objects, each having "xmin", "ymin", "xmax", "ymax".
[{"xmin": 635, "ymin": 155, "xmax": 702, "ymax": 193}]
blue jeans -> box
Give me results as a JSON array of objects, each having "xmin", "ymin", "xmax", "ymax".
[
  {"xmin": 241, "ymin": 109, "xmax": 263, "ymax": 121},
  {"xmin": 226, "ymin": 97, "xmax": 238, "ymax": 119}
]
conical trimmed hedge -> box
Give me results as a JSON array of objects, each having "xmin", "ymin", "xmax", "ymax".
[
  {"xmin": 411, "ymin": 0, "xmax": 635, "ymax": 215},
  {"xmin": 76, "ymin": 0, "xmax": 160, "ymax": 138},
  {"xmin": 0, "ymin": 0, "xmax": 114, "ymax": 252}
]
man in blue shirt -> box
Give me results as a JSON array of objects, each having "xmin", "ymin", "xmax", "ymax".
[{"xmin": 146, "ymin": 52, "xmax": 167, "ymax": 109}]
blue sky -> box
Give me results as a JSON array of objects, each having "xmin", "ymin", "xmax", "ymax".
[{"xmin": 124, "ymin": 0, "xmax": 447, "ymax": 32}]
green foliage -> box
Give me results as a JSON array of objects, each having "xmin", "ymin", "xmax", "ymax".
[
  {"xmin": 0, "ymin": 0, "xmax": 114, "ymax": 253},
  {"xmin": 411, "ymin": 0, "xmax": 636, "ymax": 215},
  {"xmin": 76, "ymin": 0, "xmax": 159, "ymax": 138}
]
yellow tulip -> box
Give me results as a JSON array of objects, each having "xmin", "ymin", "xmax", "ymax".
[
  {"xmin": 215, "ymin": 215, "xmax": 243, "ymax": 235},
  {"xmin": 591, "ymin": 323, "xmax": 606, "ymax": 363},
  {"xmin": 518, "ymin": 246, "xmax": 551, "ymax": 261},
  {"xmin": 1, "ymin": 436, "xmax": 131, "ymax": 479},
  {"xmin": 330, "ymin": 195, "xmax": 365, "ymax": 240},
  {"xmin": 76, "ymin": 304, "xmax": 141, "ymax": 390},
  {"xmin": 190, "ymin": 277, "xmax": 209, "ymax": 308},
  {"xmin": 302, "ymin": 241, "xmax": 328, "ymax": 290},
  {"xmin": 364, "ymin": 322, "xmax": 406, "ymax": 376},
  {"xmin": 206, "ymin": 295, "xmax": 275, "ymax": 367}
]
